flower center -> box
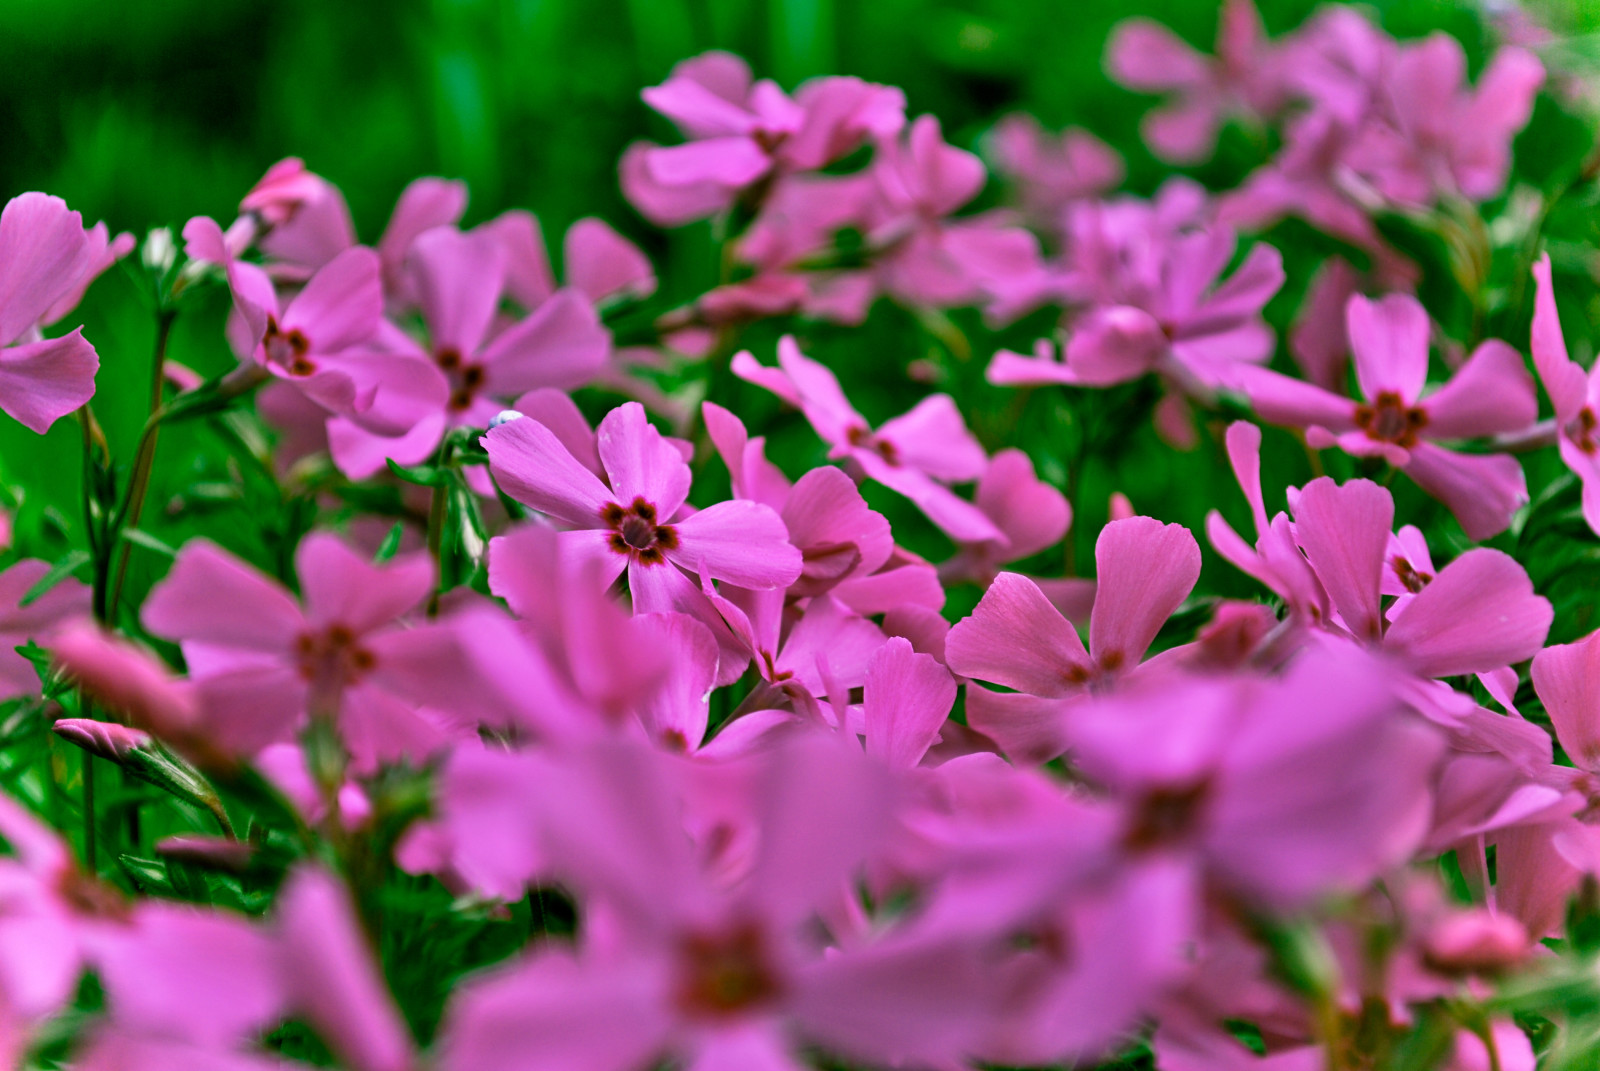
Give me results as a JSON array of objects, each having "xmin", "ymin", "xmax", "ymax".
[
  {"xmin": 1391, "ymin": 555, "xmax": 1432, "ymax": 594},
  {"xmin": 263, "ymin": 316, "xmax": 315, "ymax": 376},
  {"xmin": 1354, "ymin": 391, "xmax": 1427, "ymax": 447},
  {"xmin": 1566, "ymin": 407, "xmax": 1600, "ymax": 455},
  {"xmin": 676, "ymin": 921, "xmax": 784, "ymax": 1018},
  {"xmin": 435, "ymin": 346, "xmax": 487, "ymax": 413},
  {"xmin": 1122, "ymin": 781, "xmax": 1210, "ymax": 852},
  {"xmin": 845, "ymin": 425, "xmax": 899, "ymax": 465},
  {"xmin": 601, "ymin": 497, "xmax": 679, "ymax": 566},
  {"xmin": 295, "ymin": 625, "xmax": 377, "ymax": 687}
]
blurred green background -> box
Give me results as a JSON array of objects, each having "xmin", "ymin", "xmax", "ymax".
[{"xmin": 4, "ymin": 0, "xmax": 1600, "ymax": 628}]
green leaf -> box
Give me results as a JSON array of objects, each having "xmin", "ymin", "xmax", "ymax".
[
  {"xmin": 374, "ymin": 522, "xmax": 405, "ymax": 563},
  {"xmin": 20, "ymin": 550, "xmax": 91, "ymax": 607},
  {"xmin": 118, "ymin": 527, "xmax": 178, "ymax": 559},
  {"xmin": 385, "ymin": 458, "xmax": 450, "ymax": 487}
]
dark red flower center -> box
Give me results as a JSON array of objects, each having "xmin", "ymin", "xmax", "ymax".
[
  {"xmin": 676, "ymin": 921, "xmax": 784, "ymax": 1018},
  {"xmin": 1354, "ymin": 391, "xmax": 1427, "ymax": 448},
  {"xmin": 1566, "ymin": 407, "xmax": 1600, "ymax": 455},
  {"xmin": 1391, "ymin": 555, "xmax": 1432, "ymax": 594},
  {"xmin": 263, "ymin": 316, "xmax": 315, "ymax": 376},
  {"xmin": 295, "ymin": 624, "xmax": 377, "ymax": 687},
  {"xmin": 601, "ymin": 497, "xmax": 679, "ymax": 566},
  {"xmin": 1122, "ymin": 781, "xmax": 1211, "ymax": 852},
  {"xmin": 435, "ymin": 346, "xmax": 487, "ymax": 413},
  {"xmin": 846, "ymin": 425, "xmax": 899, "ymax": 465}
]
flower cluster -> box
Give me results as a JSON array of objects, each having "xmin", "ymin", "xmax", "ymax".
[{"xmin": 2, "ymin": 2, "xmax": 1600, "ymax": 1069}]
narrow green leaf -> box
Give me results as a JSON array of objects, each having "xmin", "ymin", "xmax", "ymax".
[
  {"xmin": 374, "ymin": 522, "xmax": 405, "ymax": 563},
  {"xmin": 20, "ymin": 551, "xmax": 91, "ymax": 607}
]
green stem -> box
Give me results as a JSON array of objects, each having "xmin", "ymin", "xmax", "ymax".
[
  {"xmin": 106, "ymin": 309, "xmax": 176, "ymax": 626},
  {"xmin": 425, "ymin": 439, "xmax": 456, "ymax": 618}
]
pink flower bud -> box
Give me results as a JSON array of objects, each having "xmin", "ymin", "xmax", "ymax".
[
  {"xmin": 51, "ymin": 717, "xmax": 152, "ymax": 763},
  {"xmin": 1423, "ymin": 910, "xmax": 1530, "ymax": 975}
]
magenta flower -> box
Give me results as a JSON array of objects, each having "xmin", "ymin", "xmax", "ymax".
[
  {"xmin": 1531, "ymin": 253, "xmax": 1600, "ymax": 535},
  {"xmin": 734, "ymin": 336, "xmax": 1003, "ymax": 543},
  {"xmin": 478, "ymin": 210, "xmax": 657, "ymax": 313},
  {"xmin": 438, "ymin": 734, "xmax": 990, "ymax": 1071},
  {"xmin": 483, "ymin": 401, "xmax": 802, "ymax": 613},
  {"xmin": 0, "ymin": 558, "xmax": 90, "ymax": 700},
  {"xmin": 1070, "ymin": 645, "xmax": 1441, "ymax": 910},
  {"xmin": 1242, "ymin": 293, "xmax": 1536, "ymax": 539},
  {"xmin": 703, "ymin": 401, "xmax": 895, "ymax": 595},
  {"xmin": 988, "ymin": 217, "xmax": 1284, "ymax": 435},
  {"xmin": 987, "ymin": 114, "xmax": 1124, "ymax": 235},
  {"xmin": 946, "ymin": 516, "xmax": 1202, "ymax": 762},
  {"xmin": 1106, "ymin": 0, "xmax": 1290, "ymax": 164},
  {"xmin": 1344, "ymin": 35, "xmax": 1544, "ymax": 207},
  {"xmin": 142, "ymin": 534, "xmax": 477, "ymax": 771},
  {"xmin": 0, "ymin": 193, "xmax": 106, "ymax": 432},
  {"xmin": 243, "ymin": 161, "xmax": 469, "ymax": 305},
  {"xmin": 325, "ymin": 224, "xmax": 610, "ymax": 479},
  {"xmin": 1206, "ymin": 422, "xmax": 1328, "ymax": 622},
  {"xmin": 184, "ymin": 217, "xmax": 447, "ymax": 436},
  {"xmin": 1290, "ymin": 477, "xmax": 1551, "ymax": 684},
  {"xmin": 939, "ymin": 447, "xmax": 1072, "ymax": 589},
  {"xmin": 622, "ymin": 51, "xmax": 905, "ymax": 226},
  {"xmin": 0, "ymin": 792, "xmax": 125, "ymax": 1033},
  {"xmin": 274, "ymin": 866, "xmax": 417, "ymax": 1071}
]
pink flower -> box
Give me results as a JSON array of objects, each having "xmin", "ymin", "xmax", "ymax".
[
  {"xmin": 0, "ymin": 558, "xmax": 90, "ymax": 700},
  {"xmin": 1070, "ymin": 645, "xmax": 1441, "ymax": 910},
  {"xmin": 734, "ymin": 336, "xmax": 1002, "ymax": 543},
  {"xmin": 477, "ymin": 210, "xmax": 657, "ymax": 313},
  {"xmin": 142, "ymin": 534, "xmax": 477, "ymax": 771},
  {"xmin": 1241, "ymin": 293, "xmax": 1536, "ymax": 539},
  {"xmin": 184, "ymin": 217, "xmax": 447, "ymax": 436},
  {"xmin": 989, "ymin": 213, "xmax": 1283, "ymax": 417},
  {"xmin": 622, "ymin": 51, "xmax": 904, "ymax": 226},
  {"xmin": 483, "ymin": 402, "xmax": 802, "ymax": 617},
  {"xmin": 987, "ymin": 114, "xmax": 1124, "ymax": 235},
  {"xmin": 945, "ymin": 516, "xmax": 1202, "ymax": 762},
  {"xmin": 0, "ymin": 193, "xmax": 106, "ymax": 432},
  {"xmin": 274, "ymin": 866, "xmax": 416, "ymax": 1071},
  {"xmin": 939, "ymin": 448, "xmax": 1072, "ymax": 589},
  {"xmin": 1290, "ymin": 476, "xmax": 1551, "ymax": 684},
  {"xmin": 1205, "ymin": 422, "xmax": 1328, "ymax": 622},
  {"xmin": 1530, "ymin": 253, "xmax": 1600, "ymax": 535},
  {"xmin": 703, "ymin": 401, "xmax": 895, "ymax": 595},
  {"xmin": 437, "ymin": 734, "xmax": 990, "ymax": 1071},
  {"xmin": 1106, "ymin": 0, "xmax": 1291, "ymax": 163},
  {"xmin": 1344, "ymin": 36, "xmax": 1543, "ymax": 207},
  {"xmin": 324, "ymin": 224, "xmax": 610, "ymax": 479},
  {"xmin": 0, "ymin": 792, "xmax": 127, "ymax": 1033}
]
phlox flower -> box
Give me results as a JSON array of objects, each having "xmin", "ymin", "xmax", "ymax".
[
  {"xmin": 0, "ymin": 193, "xmax": 108, "ymax": 433},
  {"xmin": 1288, "ymin": 477, "xmax": 1552, "ymax": 726},
  {"xmin": 1530, "ymin": 253, "xmax": 1600, "ymax": 536},
  {"xmin": 1106, "ymin": 0, "xmax": 1291, "ymax": 164},
  {"xmin": 734, "ymin": 335, "xmax": 1002, "ymax": 543},
  {"xmin": 325, "ymin": 223, "xmax": 610, "ymax": 479},
  {"xmin": 183, "ymin": 217, "xmax": 448, "ymax": 437},
  {"xmin": 1242, "ymin": 292, "xmax": 1536, "ymax": 539},
  {"xmin": 1343, "ymin": 34, "xmax": 1543, "ymax": 208},
  {"xmin": 986, "ymin": 114, "xmax": 1124, "ymax": 237},
  {"xmin": 622, "ymin": 50, "xmax": 904, "ymax": 226},
  {"xmin": 945, "ymin": 516, "xmax": 1202, "ymax": 762},
  {"xmin": 437, "ymin": 733, "xmax": 992, "ymax": 1071},
  {"xmin": 141, "ymin": 533, "xmax": 480, "ymax": 771},
  {"xmin": 0, "ymin": 558, "xmax": 90, "ymax": 700},
  {"xmin": 483, "ymin": 401, "xmax": 802, "ymax": 633}
]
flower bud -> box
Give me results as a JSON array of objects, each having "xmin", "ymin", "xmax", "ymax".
[
  {"xmin": 141, "ymin": 227, "xmax": 176, "ymax": 274},
  {"xmin": 52, "ymin": 718, "xmax": 153, "ymax": 763}
]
